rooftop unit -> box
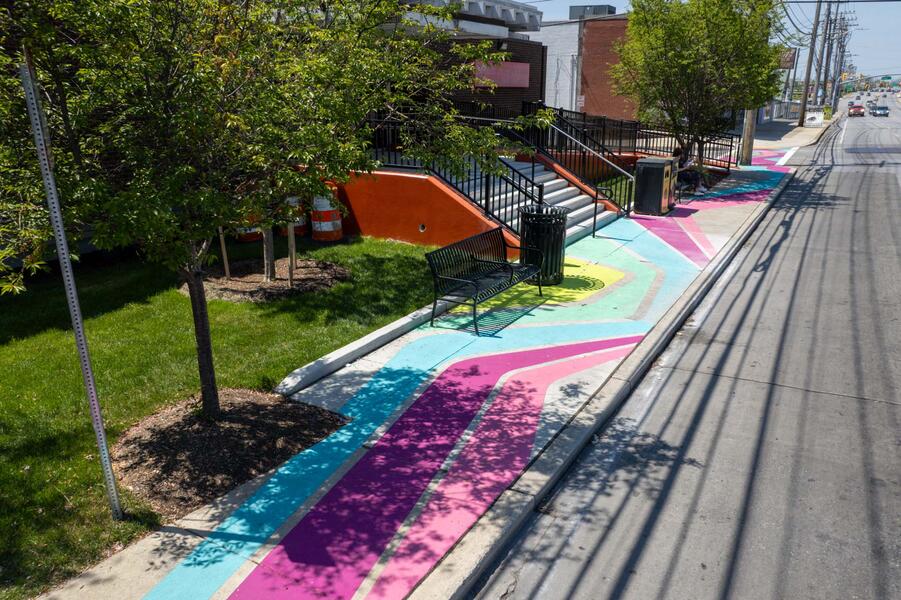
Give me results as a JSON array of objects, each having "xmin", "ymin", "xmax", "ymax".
[{"xmin": 568, "ymin": 5, "xmax": 616, "ymax": 19}]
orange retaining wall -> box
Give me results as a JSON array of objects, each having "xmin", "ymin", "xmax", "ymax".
[{"xmin": 337, "ymin": 170, "xmax": 520, "ymax": 254}]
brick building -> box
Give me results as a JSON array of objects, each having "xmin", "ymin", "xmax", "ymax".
[
  {"xmin": 417, "ymin": 0, "xmax": 548, "ymax": 113},
  {"xmin": 527, "ymin": 11, "xmax": 637, "ymax": 120}
]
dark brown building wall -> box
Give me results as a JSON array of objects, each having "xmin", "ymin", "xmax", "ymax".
[
  {"xmin": 580, "ymin": 18, "xmax": 637, "ymax": 120},
  {"xmin": 451, "ymin": 38, "xmax": 547, "ymax": 114}
]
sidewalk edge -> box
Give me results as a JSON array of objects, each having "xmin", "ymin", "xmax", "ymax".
[
  {"xmin": 274, "ymin": 300, "xmax": 451, "ymax": 396},
  {"xmin": 408, "ymin": 168, "xmax": 797, "ymax": 600}
]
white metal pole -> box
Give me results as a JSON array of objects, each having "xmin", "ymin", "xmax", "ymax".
[{"xmin": 19, "ymin": 53, "xmax": 123, "ymax": 520}]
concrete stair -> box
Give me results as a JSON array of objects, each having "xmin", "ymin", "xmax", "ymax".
[{"xmin": 496, "ymin": 161, "xmax": 619, "ymax": 244}]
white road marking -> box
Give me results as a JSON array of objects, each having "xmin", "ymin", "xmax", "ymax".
[
  {"xmin": 776, "ymin": 146, "xmax": 799, "ymax": 166},
  {"xmin": 840, "ymin": 118, "xmax": 848, "ymax": 146}
]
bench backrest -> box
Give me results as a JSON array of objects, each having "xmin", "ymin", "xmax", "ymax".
[{"xmin": 426, "ymin": 228, "xmax": 508, "ymax": 294}]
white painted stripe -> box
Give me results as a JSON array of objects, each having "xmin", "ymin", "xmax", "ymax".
[
  {"xmin": 839, "ymin": 119, "xmax": 848, "ymax": 146},
  {"xmin": 776, "ymin": 146, "xmax": 799, "ymax": 166},
  {"xmin": 312, "ymin": 220, "xmax": 341, "ymax": 231}
]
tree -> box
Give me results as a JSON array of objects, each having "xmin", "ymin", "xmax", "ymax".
[
  {"xmin": 2, "ymin": 0, "xmax": 503, "ymax": 418},
  {"xmin": 0, "ymin": 1, "xmax": 109, "ymax": 294},
  {"xmin": 612, "ymin": 0, "xmax": 783, "ymax": 165}
]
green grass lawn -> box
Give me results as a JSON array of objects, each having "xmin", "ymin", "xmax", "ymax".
[{"xmin": 0, "ymin": 236, "xmax": 432, "ymax": 600}]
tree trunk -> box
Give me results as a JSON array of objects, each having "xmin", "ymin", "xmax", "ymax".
[
  {"xmin": 287, "ymin": 223, "xmax": 296, "ymax": 287},
  {"xmin": 217, "ymin": 227, "xmax": 231, "ymax": 279},
  {"xmin": 262, "ymin": 226, "xmax": 276, "ymax": 282},
  {"xmin": 183, "ymin": 268, "xmax": 220, "ymax": 419}
]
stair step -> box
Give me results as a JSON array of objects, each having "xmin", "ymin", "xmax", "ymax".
[
  {"xmin": 565, "ymin": 210, "xmax": 619, "ymax": 244},
  {"xmin": 543, "ymin": 186, "xmax": 581, "ymax": 204},
  {"xmin": 557, "ymin": 194, "xmax": 593, "ymax": 213},
  {"xmin": 540, "ymin": 178, "xmax": 568, "ymax": 194},
  {"xmin": 566, "ymin": 202, "xmax": 601, "ymax": 226}
]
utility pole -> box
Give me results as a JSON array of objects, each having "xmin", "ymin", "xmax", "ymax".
[
  {"xmin": 788, "ymin": 47, "xmax": 801, "ymax": 118},
  {"xmin": 798, "ymin": 0, "xmax": 823, "ymax": 127},
  {"xmin": 822, "ymin": 9, "xmax": 836, "ymax": 106},
  {"xmin": 831, "ymin": 16, "xmax": 850, "ymax": 110},
  {"xmin": 813, "ymin": 2, "xmax": 831, "ymax": 106}
]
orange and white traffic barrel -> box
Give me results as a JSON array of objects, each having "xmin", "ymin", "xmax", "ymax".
[
  {"xmin": 279, "ymin": 196, "xmax": 308, "ymax": 237},
  {"xmin": 235, "ymin": 226, "xmax": 262, "ymax": 243},
  {"xmin": 311, "ymin": 193, "xmax": 342, "ymax": 242}
]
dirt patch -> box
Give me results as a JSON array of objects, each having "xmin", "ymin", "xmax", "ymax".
[
  {"xmin": 111, "ymin": 389, "xmax": 347, "ymax": 520},
  {"xmin": 179, "ymin": 257, "xmax": 351, "ymax": 302}
]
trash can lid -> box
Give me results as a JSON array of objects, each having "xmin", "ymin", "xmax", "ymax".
[{"xmin": 519, "ymin": 204, "xmax": 571, "ymax": 216}]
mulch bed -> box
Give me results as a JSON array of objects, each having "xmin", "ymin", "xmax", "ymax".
[
  {"xmin": 179, "ymin": 257, "xmax": 351, "ymax": 302},
  {"xmin": 111, "ymin": 389, "xmax": 347, "ymax": 520}
]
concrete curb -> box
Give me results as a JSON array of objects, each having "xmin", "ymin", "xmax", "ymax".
[
  {"xmin": 408, "ymin": 168, "xmax": 797, "ymax": 600},
  {"xmin": 274, "ymin": 300, "xmax": 451, "ymax": 396},
  {"xmin": 805, "ymin": 113, "xmax": 841, "ymax": 147}
]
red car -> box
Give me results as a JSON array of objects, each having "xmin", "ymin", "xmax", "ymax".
[{"xmin": 849, "ymin": 104, "xmax": 866, "ymax": 117}]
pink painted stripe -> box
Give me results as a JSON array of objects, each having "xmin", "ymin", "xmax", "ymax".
[
  {"xmin": 367, "ymin": 344, "xmax": 636, "ymax": 599},
  {"xmin": 673, "ymin": 210, "xmax": 717, "ymax": 259},
  {"xmin": 631, "ymin": 214, "xmax": 709, "ymax": 268},
  {"xmin": 229, "ymin": 336, "xmax": 645, "ymax": 600}
]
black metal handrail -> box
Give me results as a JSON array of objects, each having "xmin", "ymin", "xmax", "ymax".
[
  {"xmin": 635, "ymin": 127, "xmax": 739, "ymax": 169},
  {"xmin": 461, "ymin": 114, "xmax": 634, "ymax": 235},
  {"xmin": 369, "ymin": 117, "xmax": 545, "ymax": 234},
  {"xmin": 519, "ymin": 120, "xmax": 635, "ymax": 216},
  {"xmin": 526, "ymin": 101, "xmax": 740, "ymax": 171}
]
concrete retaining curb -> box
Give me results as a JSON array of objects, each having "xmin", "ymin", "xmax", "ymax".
[
  {"xmin": 408, "ymin": 168, "xmax": 797, "ymax": 600},
  {"xmin": 275, "ymin": 300, "xmax": 452, "ymax": 396}
]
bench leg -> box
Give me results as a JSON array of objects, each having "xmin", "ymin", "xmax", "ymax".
[
  {"xmin": 430, "ymin": 298, "xmax": 438, "ymax": 327},
  {"xmin": 472, "ymin": 301, "xmax": 479, "ymax": 336},
  {"xmin": 538, "ymin": 276, "xmax": 543, "ymax": 297}
]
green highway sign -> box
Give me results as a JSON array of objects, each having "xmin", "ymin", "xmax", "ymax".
[{"xmin": 882, "ymin": 76, "xmax": 892, "ymax": 80}]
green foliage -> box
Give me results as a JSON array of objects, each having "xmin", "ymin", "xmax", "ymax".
[
  {"xmin": 613, "ymin": 0, "xmax": 783, "ymax": 159},
  {"xmin": 1, "ymin": 0, "xmax": 504, "ymax": 278},
  {"xmin": 0, "ymin": 236, "xmax": 433, "ymax": 600}
]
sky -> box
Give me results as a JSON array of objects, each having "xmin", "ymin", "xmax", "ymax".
[{"xmin": 522, "ymin": 0, "xmax": 901, "ymax": 77}]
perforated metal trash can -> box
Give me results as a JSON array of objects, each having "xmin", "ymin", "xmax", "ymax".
[{"xmin": 519, "ymin": 204, "xmax": 571, "ymax": 285}]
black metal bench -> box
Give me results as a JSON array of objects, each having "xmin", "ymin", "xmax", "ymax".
[{"xmin": 426, "ymin": 227, "xmax": 542, "ymax": 335}]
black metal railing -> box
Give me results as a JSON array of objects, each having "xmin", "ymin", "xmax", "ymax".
[
  {"xmin": 526, "ymin": 101, "xmax": 740, "ymax": 171},
  {"xmin": 458, "ymin": 113, "xmax": 635, "ymax": 233},
  {"xmin": 634, "ymin": 127, "xmax": 739, "ymax": 169},
  {"xmin": 514, "ymin": 119, "xmax": 635, "ymax": 217},
  {"xmin": 369, "ymin": 117, "xmax": 544, "ymax": 234}
]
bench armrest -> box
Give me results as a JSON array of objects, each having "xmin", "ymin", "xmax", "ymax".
[
  {"xmin": 504, "ymin": 242, "xmax": 544, "ymax": 267},
  {"xmin": 435, "ymin": 274, "xmax": 480, "ymax": 293},
  {"xmin": 473, "ymin": 257, "xmax": 514, "ymax": 270}
]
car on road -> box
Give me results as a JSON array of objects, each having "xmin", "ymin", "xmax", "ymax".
[
  {"xmin": 849, "ymin": 104, "xmax": 866, "ymax": 117},
  {"xmin": 873, "ymin": 105, "xmax": 890, "ymax": 117},
  {"xmin": 866, "ymin": 100, "xmax": 877, "ymax": 109}
]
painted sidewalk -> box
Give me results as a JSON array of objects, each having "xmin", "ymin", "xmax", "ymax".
[{"xmin": 45, "ymin": 152, "xmax": 790, "ymax": 600}]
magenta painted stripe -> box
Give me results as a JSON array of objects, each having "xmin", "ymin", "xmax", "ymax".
[
  {"xmin": 673, "ymin": 211, "xmax": 717, "ymax": 259},
  {"xmin": 367, "ymin": 344, "xmax": 637, "ymax": 599},
  {"xmin": 631, "ymin": 214, "xmax": 709, "ymax": 268},
  {"xmin": 229, "ymin": 336, "xmax": 644, "ymax": 600}
]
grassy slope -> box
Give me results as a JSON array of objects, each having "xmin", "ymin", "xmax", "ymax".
[{"xmin": 0, "ymin": 236, "xmax": 432, "ymax": 600}]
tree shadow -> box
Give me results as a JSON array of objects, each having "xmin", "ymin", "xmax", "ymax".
[{"xmin": 0, "ymin": 249, "xmax": 176, "ymax": 345}]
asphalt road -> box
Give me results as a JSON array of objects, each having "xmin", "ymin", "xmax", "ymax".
[{"xmin": 473, "ymin": 99, "xmax": 901, "ymax": 600}]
